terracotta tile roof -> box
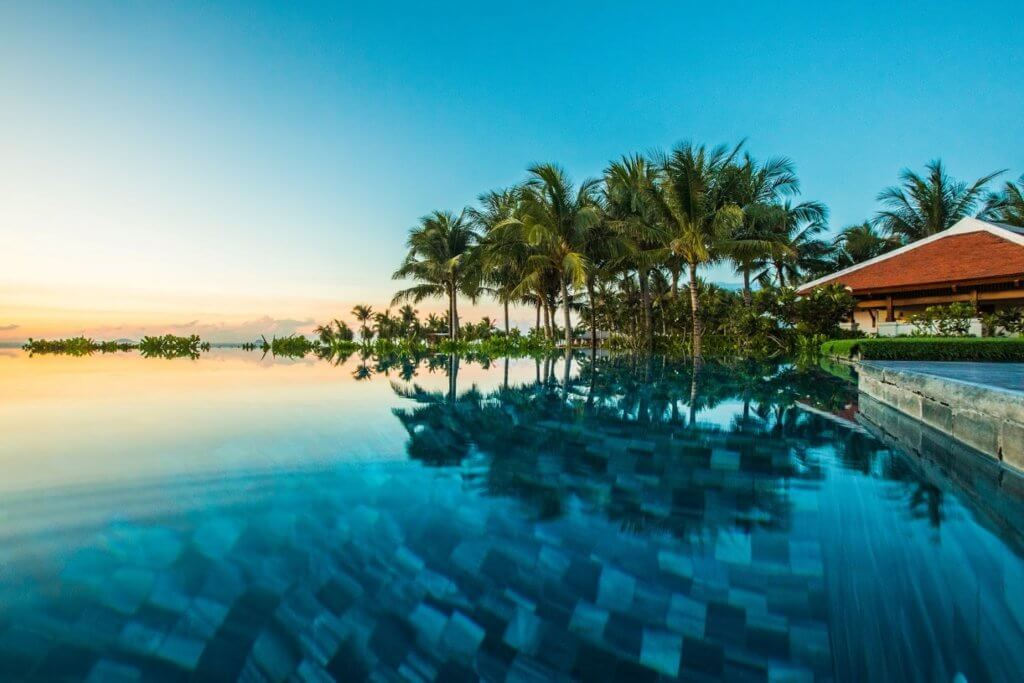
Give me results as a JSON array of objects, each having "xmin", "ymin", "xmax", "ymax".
[{"xmin": 813, "ymin": 231, "xmax": 1024, "ymax": 294}]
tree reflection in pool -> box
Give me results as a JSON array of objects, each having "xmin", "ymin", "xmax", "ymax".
[{"xmin": 0, "ymin": 352, "xmax": 1021, "ymax": 682}]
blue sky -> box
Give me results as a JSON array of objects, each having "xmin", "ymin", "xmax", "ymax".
[{"xmin": 1, "ymin": 1, "xmax": 1022, "ymax": 339}]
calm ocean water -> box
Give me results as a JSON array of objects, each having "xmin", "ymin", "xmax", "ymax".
[{"xmin": 0, "ymin": 348, "xmax": 1022, "ymax": 682}]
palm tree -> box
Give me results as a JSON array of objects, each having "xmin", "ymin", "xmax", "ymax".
[
  {"xmin": 398, "ymin": 304, "xmax": 419, "ymax": 338},
  {"xmin": 392, "ymin": 210, "xmax": 481, "ymax": 341},
  {"xmin": 876, "ymin": 160, "xmax": 1004, "ymax": 242},
  {"xmin": 729, "ymin": 153, "xmax": 800, "ymax": 304},
  {"xmin": 604, "ymin": 154, "xmax": 662, "ymax": 352},
  {"xmin": 472, "ymin": 188, "xmax": 526, "ymax": 336},
  {"xmin": 351, "ymin": 304, "xmax": 374, "ymax": 341},
  {"xmin": 332, "ymin": 319, "xmax": 354, "ymax": 342},
  {"xmin": 646, "ymin": 141, "xmax": 746, "ymax": 361},
  {"xmin": 501, "ymin": 164, "xmax": 602, "ymax": 351},
  {"xmin": 750, "ymin": 200, "xmax": 829, "ymax": 286},
  {"xmin": 373, "ymin": 309, "xmax": 397, "ymax": 340},
  {"xmin": 984, "ymin": 174, "xmax": 1024, "ymax": 227},
  {"xmin": 830, "ymin": 221, "xmax": 894, "ymax": 269},
  {"xmin": 313, "ymin": 324, "xmax": 334, "ymax": 345}
]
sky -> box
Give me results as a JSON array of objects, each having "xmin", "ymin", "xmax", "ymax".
[{"xmin": 1, "ymin": 1, "xmax": 1022, "ymax": 342}]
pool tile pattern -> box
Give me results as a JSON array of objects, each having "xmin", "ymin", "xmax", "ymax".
[{"xmin": 0, "ymin": 359, "xmax": 1022, "ymax": 682}]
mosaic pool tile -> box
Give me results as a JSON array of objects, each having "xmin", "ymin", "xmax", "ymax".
[{"xmin": 3, "ymin": 357, "xmax": 1024, "ymax": 681}]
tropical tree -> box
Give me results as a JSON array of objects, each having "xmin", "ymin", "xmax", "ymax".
[
  {"xmin": 728, "ymin": 153, "xmax": 800, "ymax": 304},
  {"xmin": 984, "ymin": 174, "xmax": 1024, "ymax": 227},
  {"xmin": 397, "ymin": 304, "xmax": 420, "ymax": 338},
  {"xmin": 392, "ymin": 210, "xmax": 481, "ymax": 341},
  {"xmin": 351, "ymin": 304, "xmax": 374, "ymax": 341},
  {"xmin": 876, "ymin": 160, "xmax": 1004, "ymax": 242},
  {"xmin": 750, "ymin": 200, "xmax": 829, "ymax": 286},
  {"xmin": 830, "ymin": 221, "xmax": 894, "ymax": 269},
  {"xmin": 604, "ymin": 154, "xmax": 662, "ymax": 351},
  {"xmin": 313, "ymin": 324, "xmax": 334, "ymax": 345},
  {"xmin": 373, "ymin": 309, "xmax": 398, "ymax": 340},
  {"xmin": 646, "ymin": 141, "xmax": 746, "ymax": 361},
  {"xmin": 471, "ymin": 188, "xmax": 527, "ymax": 335},
  {"xmin": 501, "ymin": 164, "xmax": 602, "ymax": 351}
]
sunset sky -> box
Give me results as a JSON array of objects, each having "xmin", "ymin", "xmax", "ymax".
[{"xmin": 2, "ymin": 1, "xmax": 1022, "ymax": 343}]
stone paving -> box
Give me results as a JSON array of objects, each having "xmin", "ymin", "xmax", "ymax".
[{"xmin": 871, "ymin": 361, "xmax": 1024, "ymax": 394}]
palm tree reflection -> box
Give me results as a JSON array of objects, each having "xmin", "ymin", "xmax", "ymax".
[{"xmin": 388, "ymin": 354, "xmax": 900, "ymax": 536}]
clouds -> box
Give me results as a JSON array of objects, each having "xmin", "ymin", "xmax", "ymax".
[{"xmin": 0, "ymin": 324, "xmax": 19, "ymax": 332}]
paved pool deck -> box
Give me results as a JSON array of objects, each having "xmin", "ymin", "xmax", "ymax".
[
  {"xmin": 869, "ymin": 361, "xmax": 1024, "ymax": 395},
  {"xmin": 857, "ymin": 362, "xmax": 1024, "ymax": 470}
]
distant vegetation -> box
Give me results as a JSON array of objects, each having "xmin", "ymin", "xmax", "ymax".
[
  {"xmin": 139, "ymin": 334, "xmax": 209, "ymax": 358},
  {"xmin": 261, "ymin": 335, "xmax": 321, "ymax": 358},
  {"xmin": 23, "ymin": 334, "xmax": 209, "ymax": 359},
  {"xmin": 22, "ymin": 337, "xmax": 134, "ymax": 356}
]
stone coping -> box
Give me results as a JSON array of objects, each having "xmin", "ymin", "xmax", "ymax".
[{"xmin": 858, "ymin": 362, "xmax": 1024, "ymax": 471}]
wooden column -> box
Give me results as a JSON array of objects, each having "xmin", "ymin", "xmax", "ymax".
[{"xmin": 885, "ymin": 296, "xmax": 895, "ymax": 322}]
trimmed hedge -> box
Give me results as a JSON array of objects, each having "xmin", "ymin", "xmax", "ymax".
[{"xmin": 821, "ymin": 337, "xmax": 1024, "ymax": 362}]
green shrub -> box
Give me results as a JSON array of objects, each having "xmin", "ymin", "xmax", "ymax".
[
  {"xmin": 821, "ymin": 337, "xmax": 1024, "ymax": 361},
  {"xmin": 908, "ymin": 302, "xmax": 975, "ymax": 336},
  {"xmin": 819, "ymin": 339, "xmax": 863, "ymax": 358},
  {"xmin": 264, "ymin": 335, "xmax": 318, "ymax": 357},
  {"xmin": 982, "ymin": 306, "xmax": 1024, "ymax": 336},
  {"xmin": 139, "ymin": 334, "xmax": 206, "ymax": 358}
]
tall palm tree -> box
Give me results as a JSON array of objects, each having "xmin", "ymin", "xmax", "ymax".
[
  {"xmin": 351, "ymin": 304, "xmax": 374, "ymax": 341},
  {"xmin": 876, "ymin": 160, "xmax": 1004, "ymax": 242},
  {"xmin": 983, "ymin": 174, "xmax": 1024, "ymax": 228},
  {"xmin": 604, "ymin": 154, "xmax": 662, "ymax": 352},
  {"xmin": 471, "ymin": 188, "xmax": 526, "ymax": 336},
  {"xmin": 750, "ymin": 200, "xmax": 829, "ymax": 286},
  {"xmin": 728, "ymin": 154, "xmax": 800, "ymax": 304},
  {"xmin": 646, "ymin": 141, "xmax": 746, "ymax": 361},
  {"xmin": 392, "ymin": 210, "xmax": 481, "ymax": 341},
  {"xmin": 501, "ymin": 164, "xmax": 602, "ymax": 351}
]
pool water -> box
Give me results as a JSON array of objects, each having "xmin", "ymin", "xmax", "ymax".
[{"xmin": 0, "ymin": 349, "xmax": 1022, "ymax": 682}]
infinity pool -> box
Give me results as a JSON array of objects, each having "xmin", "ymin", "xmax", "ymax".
[{"xmin": 0, "ymin": 349, "xmax": 1022, "ymax": 682}]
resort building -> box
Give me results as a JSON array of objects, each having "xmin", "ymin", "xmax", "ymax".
[{"xmin": 798, "ymin": 217, "xmax": 1024, "ymax": 336}]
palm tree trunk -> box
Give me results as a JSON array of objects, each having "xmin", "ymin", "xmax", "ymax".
[
  {"xmin": 586, "ymin": 276, "xmax": 598, "ymax": 358},
  {"xmin": 742, "ymin": 267, "xmax": 752, "ymax": 306},
  {"xmin": 561, "ymin": 277, "xmax": 572, "ymax": 351},
  {"xmin": 689, "ymin": 261, "xmax": 702, "ymax": 362},
  {"xmin": 775, "ymin": 262, "xmax": 785, "ymax": 288},
  {"xmin": 639, "ymin": 267, "xmax": 653, "ymax": 353},
  {"xmin": 452, "ymin": 293, "xmax": 460, "ymax": 341},
  {"xmin": 503, "ymin": 299, "xmax": 510, "ymax": 336},
  {"xmin": 535, "ymin": 301, "xmax": 541, "ymax": 334},
  {"xmin": 448, "ymin": 289, "xmax": 455, "ymax": 342},
  {"xmin": 542, "ymin": 302, "xmax": 551, "ymax": 339},
  {"xmin": 671, "ymin": 266, "xmax": 680, "ymax": 299}
]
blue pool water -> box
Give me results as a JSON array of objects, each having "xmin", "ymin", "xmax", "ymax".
[{"xmin": 0, "ymin": 350, "xmax": 1022, "ymax": 682}]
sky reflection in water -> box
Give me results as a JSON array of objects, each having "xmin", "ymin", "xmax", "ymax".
[{"xmin": 0, "ymin": 349, "xmax": 1022, "ymax": 682}]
